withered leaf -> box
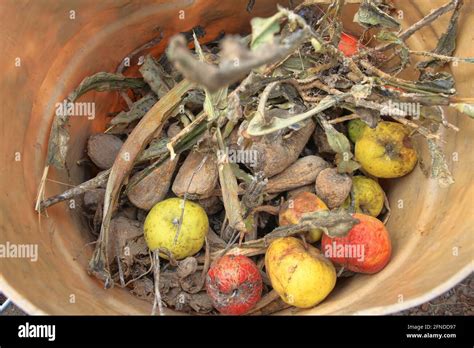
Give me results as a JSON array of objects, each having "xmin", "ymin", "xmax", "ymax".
[
  {"xmin": 301, "ymin": 209, "xmax": 359, "ymax": 238},
  {"xmin": 193, "ymin": 33, "xmax": 228, "ymax": 122},
  {"xmin": 450, "ymin": 103, "xmax": 474, "ymax": 118},
  {"xmin": 46, "ymin": 72, "xmax": 146, "ymax": 169},
  {"xmin": 110, "ymin": 94, "xmax": 158, "ymax": 125},
  {"xmin": 319, "ymin": 117, "xmax": 360, "ymax": 174},
  {"xmin": 177, "ymin": 257, "xmax": 198, "ymax": 279},
  {"xmin": 247, "ymin": 93, "xmax": 350, "ymax": 136},
  {"xmin": 68, "ymin": 72, "xmax": 146, "ymax": 103},
  {"xmin": 354, "ymin": 0, "xmax": 400, "ymax": 30},
  {"xmin": 250, "ymin": 12, "xmax": 283, "ymax": 50},
  {"xmin": 139, "ymin": 55, "xmax": 175, "ymax": 98},
  {"xmin": 417, "ymin": 0, "xmax": 462, "ymax": 70}
]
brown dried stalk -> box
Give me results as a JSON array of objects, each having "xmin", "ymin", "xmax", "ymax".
[
  {"xmin": 38, "ymin": 169, "xmax": 110, "ymax": 211},
  {"xmin": 88, "ymin": 79, "xmax": 194, "ymax": 287}
]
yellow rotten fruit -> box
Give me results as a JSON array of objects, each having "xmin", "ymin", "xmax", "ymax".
[
  {"xmin": 344, "ymin": 176, "xmax": 385, "ymax": 217},
  {"xmin": 144, "ymin": 198, "xmax": 208, "ymax": 260},
  {"xmin": 279, "ymin": 192, "xmax": 328, "ymax": 243},
  {"xmin": 265, "ymin": 237, "xmax": 336, "ymax": 308},
  {"xmin": 355, "ymin": 121, "xmax": 417, "ymax": 178}
]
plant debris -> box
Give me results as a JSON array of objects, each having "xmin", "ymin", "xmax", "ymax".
[{"xmin": 36, "ymin": 0, "xmax": 473, "ymax": 315}]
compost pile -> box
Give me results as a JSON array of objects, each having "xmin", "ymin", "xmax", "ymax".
[{"xmin": 37, "ymin": 0, "xmax": 473, "ymax": 315}]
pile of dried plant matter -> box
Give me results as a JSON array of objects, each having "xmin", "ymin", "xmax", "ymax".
[{"xmin": 37, "ymin": 0, "xmax": 473, "ymax": 315}]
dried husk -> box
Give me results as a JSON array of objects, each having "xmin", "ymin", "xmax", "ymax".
[
  {"xmin": 127, "ymin": 156, "xmax": 180, "ymax": 210},
  {"xmin": 107, "ymin": 216, "xmax": 143, "ymax": 263},
  {"xmin": 248, "ymin": 119, "xmax": 316, "ymax": 177},
  {"xmin": 172, "ymin": 150, "xmax": 218, "ymax": 199},
  {"xmin": 87, "ymin": 134, "xmax": 124, "ymax": 169},
  {"xmin": 265, "ymin": 155, "xmax": 329, "ymax": 193}
]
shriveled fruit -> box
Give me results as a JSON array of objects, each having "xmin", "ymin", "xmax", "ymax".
[
  {"xmin": 172, "ymin": 150, "xmax": 218, "ymax": 199},
  {"xmin": 87, "ymin": 133, "xmax": 123, "ymax": 169},
  {"xmin": 265, "ymin": 237, "xmax": 336, "ymax": 308},
  {"xmin": 266, "ymin": 155, "xmax": 329, "ymax": 193},
  {"xmin": 315, "ymin": 168, "xmax": 352, "ymax": 209},
  {"xmin": 144, "ymin": 198, "xmax": 209, "ymax": 260},
  {"xmin": 321, "ymin": 213, "xmax": 391, "ymax": 274},
  {"xmin": 338, "ymin": 32, "xmax": 360, "ymax": 57},
  {"xmin": 279, "ymin": 191, "xmax": 328, "ymax": 243},
  {"xmin": 355, "ymin": 121, "xmax": 417, "ymax": 178},
  {"xmin": 127, "ymin": 156, "xmax": 179, "ymax": 210},
  {"xmin": 206, "ymin": 255, "xmax": 262, "ymax": 315},
  {"xmin": 249, "ymin": 119, "xmax": 316, "ymax": 177}
]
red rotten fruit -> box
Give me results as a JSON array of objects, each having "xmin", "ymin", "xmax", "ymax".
[
  {"xmin": 205, "ymin": 254, "xmax": 262, "ymax": 315},
  {"xmin": 321, "ymin": 213, "xmax": 391, "ymax": 274},
  {"xmin": 338, "ymin": 32, "xmax": 360, "ymax": 57}
]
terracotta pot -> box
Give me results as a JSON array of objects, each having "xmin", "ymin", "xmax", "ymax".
[{"xmin": 0, "ymin": 0, "xmax": 472, "ymax": 315}]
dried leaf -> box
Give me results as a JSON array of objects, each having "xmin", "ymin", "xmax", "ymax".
[
  {"xmin": 354, "ymin": 0, "xmax": 400, "ymax": 30},
  {"xmin": 250, "ymin": 12, "xmax": 283, "ymax": 50},
  {"xmin": 139, "ymin": 55, "xmax": 175, "ymax": 98},
  {"xmin": 417, "ymin": 0, "xmax": 462, "ymax": 70},
  {"xmin": 319, "ymin": 117, "xmax": 359, "ymax": 173},
  {"xmin": 177, "ymin": 257, "xmax": 198, "ymax": 279},
  {"xmin": 302, "ymin": 209, "xmax": 359, "ymax": 238},
  {"xmin": 167, "ymin": 29, "xmax": 308, "ymax": 93},
  {"xmin": 193, "ymin": 33, "xmax": 229, "ymax": 122},
  {"xmin": 88, "ymin": 79, "xmax": 194, "ymax": 286},
  {"xmin": 68, "ymin": 72, "xmax": 145, "ymax": 103},
  {"xmin": 216, "ymin": 129, "xmax": 246, "ymax": 234},
  {"xmin": 450, "ymin": 103, "xmax": 474, "ymax": 118},
  {"xmin": 110, "ymin": 94, "xmax": 158, "ymax": 125},
  {"xmin": 46, "ymin": 72, "xmax": 146, "ymax": 169},
  {"xmin": 247, "ymin": 93, "xmax": 350, "ymax": 136}
]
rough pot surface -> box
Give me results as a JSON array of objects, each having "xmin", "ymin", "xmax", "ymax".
[{"xmin": 0, "ymin": 0, "xmax": 472, "ymax": 315}]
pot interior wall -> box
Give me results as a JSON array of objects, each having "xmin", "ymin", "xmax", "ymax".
[{"xmin": 0, "ymin": 0, "xmax": 472, "ymax": 315}]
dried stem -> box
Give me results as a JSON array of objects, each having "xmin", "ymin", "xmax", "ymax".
[
  {"xmin": 151, "ymin": 250, "xmax": 164, "ymax": 316},
  {"xmin": 38, "ymin": 169, "xmax": 110, "ymax": 211}
]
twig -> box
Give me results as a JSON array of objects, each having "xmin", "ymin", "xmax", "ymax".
[
  {"xmin": 409, "ymin": 50, "xmax": 472, "ymax": 63},
  {"xmin": 368, "ymin": 0, "xmax": 459, "ymax": 54},
  {"xmin": 38, "ymin": 169, "xmax": 110, "ymax": 211},
  {"xmin": 328, "ymin": 114, "xmax": 360, "ymax": 124},
  {"xmin": 151, "ymin": 250, "xmax": 164, "ymax": 316},
  {"xmin": 167, "ymin": 111, "xmax": 207, "ymax": 160}
]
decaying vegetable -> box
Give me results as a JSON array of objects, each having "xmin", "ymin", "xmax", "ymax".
[
  {"xmin": 315, "ymin": 168, "xmax": 352, "ymax": 209},
  {"xmin": 172, "ymin": 150, "xmax": 218, "ymax": 199}
]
